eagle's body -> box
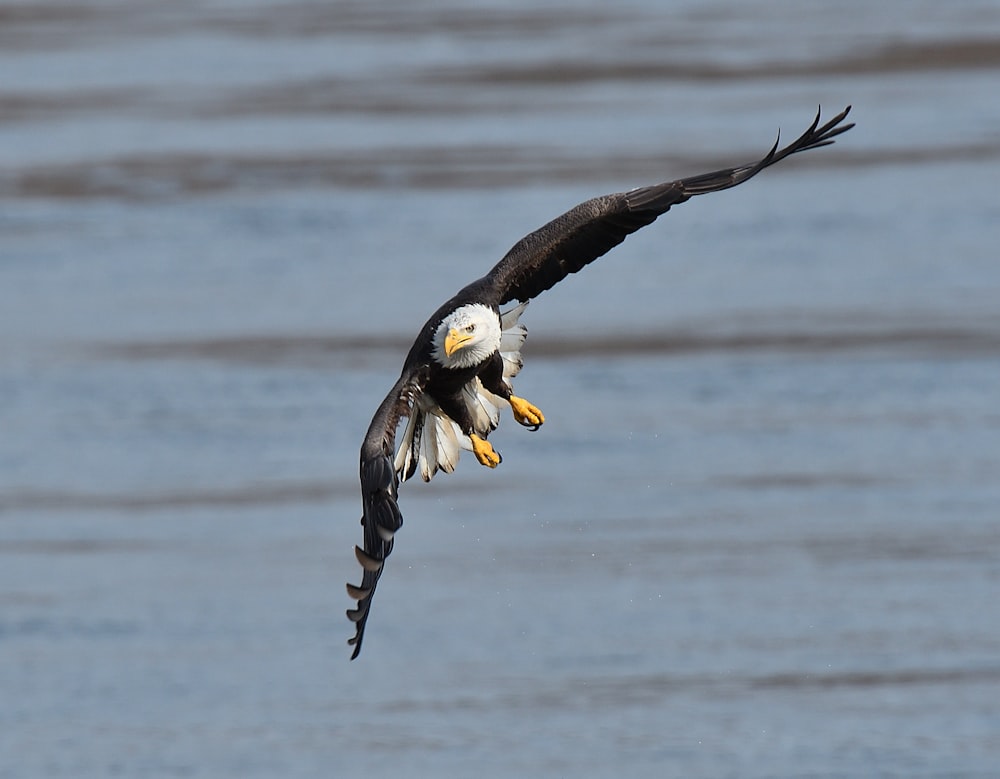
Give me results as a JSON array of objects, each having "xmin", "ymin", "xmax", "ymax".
[{"xmin": 347, "ymin": 107, "xmax": 854, "ymax": 658}]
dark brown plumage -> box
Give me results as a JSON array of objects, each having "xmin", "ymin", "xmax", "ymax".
[{"xmin": 347, "ymin": 106, "xmax": 854, "ymax": 659}]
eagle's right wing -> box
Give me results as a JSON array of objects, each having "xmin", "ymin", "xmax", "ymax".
[{"xmin": 347, "ymin": 369, "xmax": 426, "ymax": 660}]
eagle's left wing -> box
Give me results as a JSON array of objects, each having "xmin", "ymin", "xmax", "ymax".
[
  {"xmin": 347, "ymin": 369, "xmax": 425, "ymax": 659},
  {"xmin": 483, "ymin": 106, "xmax": 853, "ymax": 306}
]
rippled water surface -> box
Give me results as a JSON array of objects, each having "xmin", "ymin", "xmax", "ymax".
[{"xmin": 2, "ymin": 1, "xmax": 1000, "ymax": 777}]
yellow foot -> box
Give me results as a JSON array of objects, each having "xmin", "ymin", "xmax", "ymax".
[
  {"xmin": 470, "ymin": 434, "xmax": 502, "ymax": 468},
  {"xmin": 509, "ymin": 395, "xmax": 545, "ymax": 431}
]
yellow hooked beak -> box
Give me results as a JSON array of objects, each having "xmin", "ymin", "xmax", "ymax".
[{"xmin": 444, "ymin": 328, "xmax": 472, "ymax": 357}]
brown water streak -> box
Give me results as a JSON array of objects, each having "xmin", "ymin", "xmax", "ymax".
[
  {"xmin": 90, "ymin": 324, "xmax": 1000, "ymax": 367},
  {"xmin": 4, "ymin": 140, "xmax": 998, "ymax": 201},
  {"xmin": 0, "ymin": 480, "xmax": 349, "ymax": 515}
]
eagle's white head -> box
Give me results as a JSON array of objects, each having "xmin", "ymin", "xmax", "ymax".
[{"xmin": 432, "ymin": 303, "xmax": 502, "ymax": 369}]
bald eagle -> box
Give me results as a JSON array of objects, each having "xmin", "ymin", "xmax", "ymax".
[{"xmin": 346, "ymin": 106, "xmax": 853, "ymax": 658}]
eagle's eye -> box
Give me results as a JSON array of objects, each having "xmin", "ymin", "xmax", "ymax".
[{"xmin": 465, "ymin": 324, "xmax": 476, "ymax": 333}]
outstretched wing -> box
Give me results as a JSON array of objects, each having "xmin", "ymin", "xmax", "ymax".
[
  {"xmin": 483, "ymin": 106, "xmax": 853, "ymax": 305},
  {"xmin": 347, "ymin": 369, "xmax": 426, "ymax": 659}
]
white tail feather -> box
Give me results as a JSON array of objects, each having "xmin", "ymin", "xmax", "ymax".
[
  {"xmin": 433, "ymin": 413, "xmax": 461, "ymax": 473},
  {"xmin": 395, "ymin": 404, "xmax": 465, "ymax": 483},
  {"xmin": 418, "ymin": 411, "xmax": 439, "ymax": 482}
]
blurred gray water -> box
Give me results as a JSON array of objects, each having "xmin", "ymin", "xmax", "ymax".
[{"xmin": 2, "ymin": 1, "xmax": 1000, "ymax": 777}]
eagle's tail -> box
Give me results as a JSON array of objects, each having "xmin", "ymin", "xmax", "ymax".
[{"xmin": 394, "ymin": 404, "xmax": 464, "ymax": 483}]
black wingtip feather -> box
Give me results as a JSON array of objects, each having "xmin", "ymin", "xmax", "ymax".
[
  {"xmin": 680, "ymin": 105, "xmax": 853, "ymax": 196},
  {"xmin": 346, "ymin": 583, "xmax": 372, "ymax": 600},
  {"xmin": 354, "ymin": 544, "xmax": 384, "ymax": 572}
]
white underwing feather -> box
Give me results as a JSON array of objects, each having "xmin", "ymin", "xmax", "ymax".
[
  {"xmin": 500, "ymin": 301, "xmax": 529, "ymax": 330},
  {"xmin": 499, "ymin": 323, "xmax": 527, "ymax": 353},
  {"xmin": 501, "ymin": 352, "xmax": 523, "ymax": 379},
  {"xmin": 462, "ymin": 378, "xmax": 502, "ymax": 433},
  {"xmin": 393, "ymin": 410, "xmax": 420, "ymax": 478},
  {"xmin": 499, "ymin": 303, "xmax": 528, "ymax": 380}
]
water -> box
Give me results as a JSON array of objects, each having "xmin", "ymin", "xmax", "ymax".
[{"xmin": 2, "ymin": 1, "xmax": 1000, "ymax": 776}]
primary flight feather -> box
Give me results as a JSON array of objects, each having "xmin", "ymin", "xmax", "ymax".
[{"xmin": 347, "ymin": 106, "xmax": 854, "ymax": 658}]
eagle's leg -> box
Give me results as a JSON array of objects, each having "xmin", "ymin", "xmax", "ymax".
[
  {"xmin": 470, "ymin": 434, "xmax": 502, "ymax": 468},
  {"xmin": 509, "ymin": 395, "xmax": 545, "ymax": 431}
]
